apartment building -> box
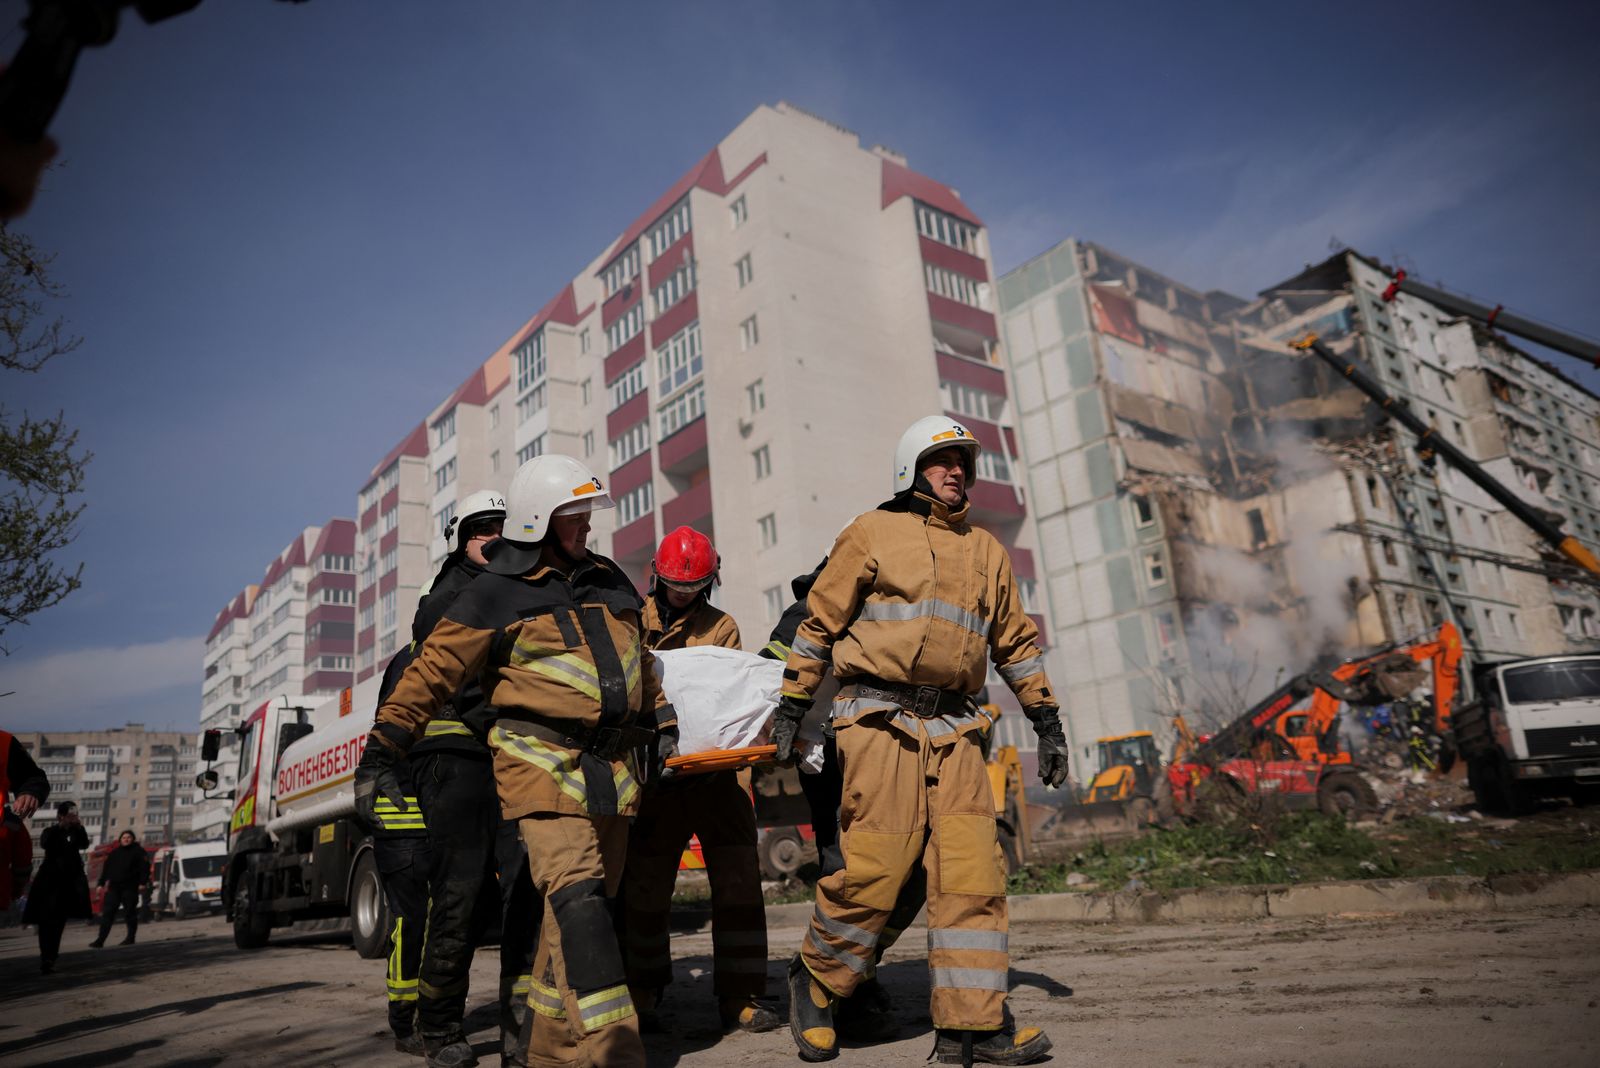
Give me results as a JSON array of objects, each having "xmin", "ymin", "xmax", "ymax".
[
  {"xmin": 999, "ymin": 240, "xmax": 1600, "ymax": 759},
  {"xmin": 194, "ymin": 519, "xmax": 354, "ymax": 838},
  {"xmin": 13, "ymin": 726, "xmax": 200, "ymax": 846},
  {"xmin": 346, "ymin": 102, "xmax": 1048, "ymax": 742}
]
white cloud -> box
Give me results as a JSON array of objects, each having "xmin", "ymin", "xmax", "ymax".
[{"xmin": 1, "ymin": 635, "xmax": 204, "ymax": 731}]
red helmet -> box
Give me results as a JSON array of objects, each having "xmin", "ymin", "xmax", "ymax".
[{"xmin": 653, "ymin": 525, "xmax": 719, "ymax": 592}]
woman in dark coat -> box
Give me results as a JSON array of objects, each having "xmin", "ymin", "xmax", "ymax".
[{"xmin": 23, "ymin": 801, "xmax": 91, "ymax": 973}]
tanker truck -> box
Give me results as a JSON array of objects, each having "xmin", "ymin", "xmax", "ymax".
[{"xmin": 195, "ymin": 677, "xmax": 393, "ymax": 956}]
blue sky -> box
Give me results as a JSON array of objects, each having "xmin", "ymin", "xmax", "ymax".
[{"xmin": 3, "ymin": 0, "xmax": 1597, "ymax": 732}]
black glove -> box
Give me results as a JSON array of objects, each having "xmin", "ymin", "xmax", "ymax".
[
  {"xmin": 354, "ymin": 732, "xmax": 410, "ymax": 833},
  {"xmin": 1025, "ymin": 705, "xmax": 1070, "ymax": 789},
  {"xmin": 770, "ymin": 696, "xmax": 808, "ymax": 766},
  {"xmin": 655, "ymin": 727, "xmax": 680, "ymax": 783}
]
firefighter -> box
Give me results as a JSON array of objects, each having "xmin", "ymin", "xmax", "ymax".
[
  {"xmin": 620, "ymin": 526, "xmax": 780, "ymax": 1035},
  {"xmin": 371, "ymin": 646, "xmax": 431, "ymax": 1056},
  {"xmin": 357, "ymin": 455, "xmax": 672, "ymax": 1068},
  {"xmin": 759, "ymin": 563, "xmax": 918, "ymax": 1045},
  {"xmin": 772, "ymin": 417, "xmax": 1070, "ymax": 1065}
]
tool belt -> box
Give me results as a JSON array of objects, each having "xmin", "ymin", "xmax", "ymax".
[
  {"xmin": 841, "ymin": 675, "xmax": 972, "ymax": 718},
  {"xmin": 497, "ymin": 716, "xmax": 656, "ymax": 760}
]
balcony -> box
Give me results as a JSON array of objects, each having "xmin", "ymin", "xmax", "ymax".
[
  {"xmin": 659, "ymin": 414, "xmax": 707, "ymax": 476},
  {"xmin": 612, "ymin": 512, "xmax": 657, "ymax": 562},
  {"xmin": 662, "ymin": 476, "xmax": 713, "ymax": 532},
  {"xmin": 967, "ymin": 479, "xmax": 1025, "ymax": 520},
  {"xmin": 928, "ymin": 293, "xmax": 997, "ymax": 340}
]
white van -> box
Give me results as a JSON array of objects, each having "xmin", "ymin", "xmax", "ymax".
[{"xmin": 169, "ymin": 840, "xmax": 229, "ymax": 918}]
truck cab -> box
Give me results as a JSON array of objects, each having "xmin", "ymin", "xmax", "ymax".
[
  {"xmin": 1457, "ymin": 653, "xmax": 1600, "ymax": 813},
  {"xmin": 168, "ymin": 840, "xmax": 228, "ymax": 918}
]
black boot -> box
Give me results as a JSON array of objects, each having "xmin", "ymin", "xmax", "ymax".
[
  {"xmin": 394, "ymin": 1033, "xmax": 425, "ymax": 1057},
  {"xmin": 835, "ymin": 975, "xmax": 897, "ymax": 1041},
  {"xmin": 89, "ymin": 936, "xmax": 106, "ymax": 948},
  {"xmin": 423, "ymin": 1031, "xmax": 478, "ymax": 1068},
  {"xmin": 786, "ymin": 954, "xmax": 838, "ymax": 1062},
  {"xmin": 932, "ymin": 1024, "xmax": 1052, "ymax": 1065}
]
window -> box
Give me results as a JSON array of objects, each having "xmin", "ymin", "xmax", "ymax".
[
  {"xmin": 606, "ymin": 303, "xmax": 644, "ymax": 354},
  {"xmin": 651, "ymin": 261, "xmax": 696, "ymax": 317},
  {"xmin": 753, "ymin": 445, "xmax": 771, "ymax": 480},
  {"xmin": 432, "ymin": 408, "xmax": 456, "ymax": 447},
  {"xmin": 381, "ymin": 546, "xmax": 397, "ymax": 574},
  {"xmin": 490, "ymin": 449, "xmax": 500, "ymax": 474},
  {"xmin": 434, "ymin": 457, "xmax": 457, "ymax": 492},
  {"xmin": 380, "ymin": 590, "xmax": 397, "ymax": 630},
  {"xmin": 360, "ymin": 603, "xmax": 375, "ymax": 629},
  {"xmin": 656, "ymin": 322, "xmax": 704, "ymax": 397},
  {"xmin": 648, "ymin": 198, "xmax": 691, "ymax": 258},
  {"xmin": 1246, "ymin": 508, "xmax": 1269, "ymax": 549},
  {"xmin": 517, "ymin": 434, "xmax": 546, "ymax": 466},
  {"xmin": 1365, "ymin": 476, "xmax": 1382, "ymax": 510},
  {"xmin": 515, "ymin": 329, "xmax": 547, "ymax": 393},
  {"xmin": 977, "ymin": 451, "xmax": 1011, "ymax": 484},
  {"xmin": 1018, "ymin": 577, "xmax": 1039, "ymax": 613},
  {"xmin": 601, "ymin": 245, "xmax": 640, "ymax": 296},
  {"xmin": 758, "ymin": 513, "xmax": 778, "ymax": 549},
  {"xmin": 581, "ymin": 378, "xmax": 592, "ymax": 406},
  {"xmin": 583, "ymin": 431, "xmax": 594, "ymax": 458},
  {"xmin": 740, "ymin": 314, "xmax": 759, "ymax": 351},
  {"xmin": 320, "ymin": 586, "xmax": 353, "ymax": 605},
  {"xmin": 489, "ymin": 403, "xmax": 499, "ymax": 430},
  {"xmin": 272, "ymin": 603, "xmax": 291, "ymax": 627},
  {"xmin": 658, "ymin": 381, "xmax": 706, "ymax": 439},
  {"xmin": 381, "ymin": 631, "xmax": 398, "ymax": 656},
  {"xmin": 380, "ymin": 463, "xmax": 399, "ymax": 493},
  {"xmin": 916, "ymin": 202, "xmax": 980, "ymax": 254},
  {"xmin": 359, "ymin": 646, "xmax": 375, "ymax": 672},
  {"xmin": 358, "ymin": 481, "xmax": 379, "ymax": 514},
  {"xmin": 321, "ymin": 655, "xmax": 353, "ymax": 671},
  {"xmin": 764, "ymin": 585, "xmax": 783, "ymax": 619},
  {"xmin": 735, "ymin": 254, "xmax": 754, "ymax": 288},
  {"xmin": 730, "ymin": 195, "xmax": 747, "ymax": 228},
  {"xmin": 436, "ymin": 504, "xmax": 456, "ymax": 540},
  {"xmin": 381, "ymin": 507, "xmax": 398, "ymax": 534},
  {"xmin": 616, "ymin": 482, "xmax": 654, "ymax": 526},
  {"xmin": 1381, "ymin": 537, "xmax": 1397, "ymax": 566},
  {"xmin": 746, "ymin": 379, "xmax": 766, "ymax": 414},
  {"xmin": 608, "ymin": 362, "xmax": 647, "ymax": 411},
  {"xmin": 1132, "ymin": 495, "xmax": 1156, "ymax": 528},
  {"xmin": 941, "ymin": 379, "xmax": 1006, "ymax": 422},
  {"xmin": 516, "ymin": 382, "xmax": 548, "ymax": 424},
  {"xmin": 610, "ymin": 421, "xmax": 651, "ymax": 470},
  {"xmin": 360, "ymin": 552, "xmax": 377, "ymax": 587},
  {"xmin": 924, "ymin": 263, "xmax": 984, "ymax": 307},
  {"xmin": 580, "ymin": 328, "xmax": 591, "ymax": 354},
  {"xmin": 1143, "ymin": 547, "xmax": 1168, "ymax": 586}
]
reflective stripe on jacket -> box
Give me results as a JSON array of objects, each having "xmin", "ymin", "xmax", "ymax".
[
  {"xmin": 375, "ymin": 551, "xmax": 670, "ymax": 819},
  {"xmin": 781, "ymin": 492, "xmax": 1052, "ymax": 728}
]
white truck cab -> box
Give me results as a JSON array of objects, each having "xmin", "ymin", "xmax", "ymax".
[
  {"xmin": 169, "ymin": 839, "xmax": 228, "ymax": 918},
  {"xmin": 1457, "ymin": 653, "xmax": 1600, "ymax": 814}
]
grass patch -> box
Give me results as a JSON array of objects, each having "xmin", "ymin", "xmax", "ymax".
[{"xmin": 1008, "ymin": 812, "xmax": 1600, "ymax": 895}]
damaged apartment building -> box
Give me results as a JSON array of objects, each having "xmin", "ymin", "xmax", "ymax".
[{"xmin": 1000, "ymin": 240, "xmax": 1600, "ymax": 760}]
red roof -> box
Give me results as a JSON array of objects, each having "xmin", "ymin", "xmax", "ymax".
[
  {"xmin": 206, "ymin": 585, "xmax": 258, "ymax": 642},
  {"xmin": 881, "ymin": 158, "xmax": 982, "ymax": 226},
  {"xmin": 507, "ymin": 284, "xmax": 585, "ymax": 351},
  {"xmin": 310, "ymin": 517, "xmax": 357, "ymax": 557},
  {"xmin": 369, "ymin": 422, "xmax": 429, "ymax": 482},
  {"xmin": 595, "ymin": 148, "xmax": 769, "ymax": 275}
]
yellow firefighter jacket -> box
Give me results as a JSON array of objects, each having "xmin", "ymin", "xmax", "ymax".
[
  {"xmin": 375, "ymin": 552, "xmax": 671, "ymax": 821},
  {"xmin": 642, "ymin": 595, "xmax": 742, "ymax": 653},
  {"xmin": 781, "ymin": 490, "xmax": 1052, "ymax": 741}
]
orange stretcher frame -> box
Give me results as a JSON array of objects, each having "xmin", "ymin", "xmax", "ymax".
[{"xmin": 663, "ymin": 744, "xmax": 778, "ymax": 776}]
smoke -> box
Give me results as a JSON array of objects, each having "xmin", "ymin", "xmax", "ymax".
[{"xmin": 1177, "ymin": 428, "xmax": 1365, "ymax": 726}]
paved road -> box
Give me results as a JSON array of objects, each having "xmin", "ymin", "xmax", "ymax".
[{"xmin": 1, "ymin": 905, "xmax": 1595, "ymax": 1066}]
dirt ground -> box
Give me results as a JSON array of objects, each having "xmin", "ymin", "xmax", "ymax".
[{"xmin": 2, "ymin": 902, "xmax": 1595, "ymax": 1067}]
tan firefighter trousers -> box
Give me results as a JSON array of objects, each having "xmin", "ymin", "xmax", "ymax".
[
  {"xmin": 622, "ymin": 770, "xmax": 768, "ymax": 999},
  {"xmin": 800, "ymin": 713, "xmax": 1009, "ymax": 1030},
  {"xmin": 519, "ymin": 813, "xmax": 641, "ymax": 1068}
]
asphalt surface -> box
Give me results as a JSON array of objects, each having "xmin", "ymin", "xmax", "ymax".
[{"xmin": 0, "ymin": 904, "xmax": 1595, "ymax": 1066}]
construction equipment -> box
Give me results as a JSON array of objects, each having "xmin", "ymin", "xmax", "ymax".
[
  {"xmin": 1380, "ymin": 269, "xmax": 1600, "ymax": 368},
  {"xmin": 1293, "ymin": 333, "xmax": 1600, "ymax": 579},
  {"xmin": 1084, "ymin": 732, "xmax": 1163, "ymax": 803}
]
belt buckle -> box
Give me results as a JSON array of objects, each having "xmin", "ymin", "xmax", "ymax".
[
  {"xmin": 914, "ymin": 685, "xmax": 942, "ymax": 717},
  {"xmin": 588, "ymin": 727, "xmax": 621, "ymax": 756}
]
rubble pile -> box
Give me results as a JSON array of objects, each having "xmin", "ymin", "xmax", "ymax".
[{"xmin": 1357, "ymin": 734, "xmax": 1477, "ymax": 819}]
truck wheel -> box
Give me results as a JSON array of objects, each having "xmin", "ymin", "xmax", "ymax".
[
  {"xmin": 758, "ymin": 828, "xmax": 805, "ymax": 881},
  {"xmin": 232, "ymin": 869, "xmax": 271, "ymax": 951},
  {"xmin": 349, "ymin": 851, "xmax": 391, "ymax": 960},
  {"xmin": 1481, "ymin": 756, "xmax": 1535, "ymax": 818},
  {"xmin": 1317, "ymin": 773, "xmax": 1377, "ymax": 820}
]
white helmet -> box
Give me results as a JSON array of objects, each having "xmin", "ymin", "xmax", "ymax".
[
  {"xmin": 892, "ymin": 416, "xmax": 981, "ymax": 494},
  {"xmin": 504, "ymin": 454, "xmax": 613, "ymax": 543},
  {"xmin": 444, "ymin": 489, "xmax": 506, "ymax": 552}
]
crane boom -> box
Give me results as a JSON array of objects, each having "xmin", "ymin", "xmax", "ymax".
[
  {"xmin": 1292, "ymin": 333, "xmax": 1600, "ymax": 577},
  {"xmin": 1381, "ymin": 270, "xmax": 1600, "ymax": 367}
]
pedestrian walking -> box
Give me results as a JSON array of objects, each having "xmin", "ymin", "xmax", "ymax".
[
  {"xmin": 22, "ymin": 801, "xmax": 91, "ymax": 973},
  {"xmin": 1, "ymin": 728, "xmax": 49, "ymax": 913},
  {"xmin": 90, "ymin": 830, "xmax": 150, "ymax": 947}
]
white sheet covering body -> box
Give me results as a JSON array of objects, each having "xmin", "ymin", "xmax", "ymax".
[{"xmin": 652, "ymin": 646, "xmax": 834, "ymax": 772}]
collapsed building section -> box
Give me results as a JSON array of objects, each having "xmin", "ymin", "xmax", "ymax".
[{"xmin": 1000, "ymin": 241, "xmax": 1600, "ymax": 760}]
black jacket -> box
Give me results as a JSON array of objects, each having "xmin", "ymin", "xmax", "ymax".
[
  {"xmin": 408, "ymin": 553, "xmax": 492, "ymax": 756},
  {"xmin": 99, "ymin": 842, "xmax": 150, "ymax": 889},
  {"xmin": 22, "ymin": 822, "xmax": 91, "ymax": 922}
]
